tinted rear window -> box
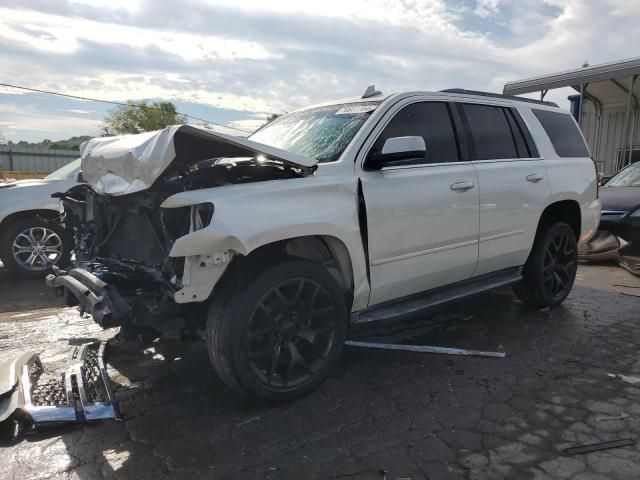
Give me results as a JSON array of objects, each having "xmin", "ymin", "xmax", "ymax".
[
  {"xmin": 461, "ymin": 104, "xmax": 518, "ymax": 160},
  {"xmin": 532, "ymin": 109, "xmax": 589, "ymax": 157}
]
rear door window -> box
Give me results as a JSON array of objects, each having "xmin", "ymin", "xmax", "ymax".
[
  {"xmin": 532, "ymin": 109, "xmax": 589, "ymax": 157},
  {"xmin": 371, "ymin": 101, "xmax": 459, "ymax": 165},
  {"xmin": 460, "ymin": 104, "xmax": 519, "ymax": 160}
]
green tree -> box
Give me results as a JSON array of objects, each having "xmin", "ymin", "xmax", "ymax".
[
  {"xmin": 102, "ymin": 100, "xmax": 187, "ymax": 135},
  {"xmin": 265, "ymin": 113, "xmax": 282, "ymax": 124}
]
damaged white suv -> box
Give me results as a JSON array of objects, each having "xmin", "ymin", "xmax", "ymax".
[{"xmin": 48, "ymin": 88, "xmax": 600, "ymax": 400}]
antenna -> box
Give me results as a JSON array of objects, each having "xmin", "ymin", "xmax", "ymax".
[{"xmin": 362, "ymin": 85, "xmax": 382, "ymax": 99}]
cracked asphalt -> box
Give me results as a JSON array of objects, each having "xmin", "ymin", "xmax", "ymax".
[{"xmin": 1, "ymin": 262, "xmax": 640, "ymax": 479}]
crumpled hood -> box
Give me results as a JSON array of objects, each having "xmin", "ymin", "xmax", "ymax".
[{"xmin": 80, "ymin": 125, "xmax": 317, "ymax": 196}]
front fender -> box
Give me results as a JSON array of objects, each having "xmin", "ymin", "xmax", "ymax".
[{"xmin": 161, "ymin": 176, "xmax": 370, "ymax": 310}]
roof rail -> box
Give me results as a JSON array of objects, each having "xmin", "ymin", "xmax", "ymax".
[{"xmin": 441, "ymin": 88, "xmax": 559, "ymax": 108}]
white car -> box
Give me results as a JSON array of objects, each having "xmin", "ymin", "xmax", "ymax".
[
  {"xmin": 0, "ymin": 159, "xmax": 81, "ymax": 277},
  {"xmin": 48, "ymin": 88, "xmax": 600, "ymax": 400}
]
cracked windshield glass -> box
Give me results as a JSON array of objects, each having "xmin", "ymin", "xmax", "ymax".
[{"xmin": 249, "ymin": 102, "xmax": 380, "ymax": 163}]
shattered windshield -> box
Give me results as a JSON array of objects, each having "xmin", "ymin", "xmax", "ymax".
[
  {"xmin": 607, "ymin": 163, "xmax": 640, "ymax": 187},
  {"xmin": 248, "ymin": 102, "xmax": 380, "ymax": 163}
]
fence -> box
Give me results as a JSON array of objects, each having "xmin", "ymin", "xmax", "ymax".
[{"xmin": 0, "ymin": 146, "xmax": 79, "ymax": 174}]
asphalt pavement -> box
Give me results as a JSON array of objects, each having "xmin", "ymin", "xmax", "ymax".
[{"xmin": 1, "ymin": 262, "xmax": 640, "ymax": 479}]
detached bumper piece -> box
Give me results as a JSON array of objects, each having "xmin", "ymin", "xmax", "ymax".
[
  {"xmin": 0, "ymin": 342, "xmax": 119, "ymax": 434},
  {"xmin": 46, "ymin": 267, "xmax": 131, "ymax": 328},
  {"xmin": 618, "ymin": 242, "xmax": 640, "ymax": 277},
  {"xmin": 578, "ymin": 230, "xmax": 621, "ymax": 261}
]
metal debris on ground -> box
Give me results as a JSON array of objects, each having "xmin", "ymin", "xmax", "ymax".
[
  {"xmin": 345, "ymin": 340, "xmax": 506, "ymax": 358},
  {"xmin": 562, "ymin": 439, "xmax": 635, "ymax": 455},
  {"xmin": 0, "ymin": 342, "xmax": 119, "ymax": 438},
  {"xmin": 596, "ymin": 413, "xmax": 629, "ymax": 422},
  {"xmin": 611, "ymin": 284, "xmax": 640, "ymax": 297},
  {"xmin": 607, "ymin": 373, "xmax": 640, "ymax": 384}
]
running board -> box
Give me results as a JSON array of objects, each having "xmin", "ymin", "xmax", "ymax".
[
  {"xmin": 353, "ymin": 267, "xmax": 523, "ymax": 324},
  {"xmin": 0, "ymin": 342, "xmax": 119, "ymax": 428}
]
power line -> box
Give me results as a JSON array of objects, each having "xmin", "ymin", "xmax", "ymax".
[{"xmin": 0, "ymin": 82, "xmax": 252, "ymax": 133}]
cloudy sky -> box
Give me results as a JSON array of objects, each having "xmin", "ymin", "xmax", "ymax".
[{"xmin": 0, "ymin": 0, "xmax": 638, "ymax": 143}]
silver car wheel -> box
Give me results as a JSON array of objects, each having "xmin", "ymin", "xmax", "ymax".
[{"xmin": 11, "ymin": 227, "xmax": 63, "ymax": 271}]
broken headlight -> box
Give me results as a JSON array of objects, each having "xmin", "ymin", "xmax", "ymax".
[{"xmin": 191, "ymin": 202, "xmax": 214, "ymax": 231}]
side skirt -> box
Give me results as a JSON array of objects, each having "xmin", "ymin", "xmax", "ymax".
[{"xmin": 352, "ymin": 266, "xmax": 523, "ymax": 324}]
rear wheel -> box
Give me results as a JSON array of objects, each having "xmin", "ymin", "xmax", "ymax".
[
  {"xmin": 513, "ymin": 222, "xmax": 578, "ymax": 308},
  {"xmin": 206, "ymin": 258, "xmax": 348, "ymax": 401},
  {"xmin": 0, "ymin": 217, "xmax": 72, "ymax": 278}
]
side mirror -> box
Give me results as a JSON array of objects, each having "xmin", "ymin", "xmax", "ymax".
[
  {"xmin": 75, "ymin": 171, "xmax": 85, "ymax": 183},
  {"xmin": 367, "ymin": 136, "xmax": 426, "ymax": 170},
  {"xmin": 599, "ymin": 175, "xmax": 612, "ymax": 186}
]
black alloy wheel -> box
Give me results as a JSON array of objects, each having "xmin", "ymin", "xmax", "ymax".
[
  {"xmin": 206, "ymin": 258, "xmax": 348, "ymax": 401},
  {"xmin": 247, "ymin": 277, "xmax": 339, "ymax": 389},
  {"xmin": 513, "ymin": 222, "xmax": 578, "ymax": 308},
  {"xmin": 542, "ymin": 230, "xmax": 577, "ymax": 301}
]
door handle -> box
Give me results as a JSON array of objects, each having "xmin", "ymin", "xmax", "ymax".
[
  {"xmin": 450, "ymin": 181, "xmax": 475, "ymax": 192},
  {"xmin": 526, "ymin": 173, "xmax": 544, "ymax": 183}
]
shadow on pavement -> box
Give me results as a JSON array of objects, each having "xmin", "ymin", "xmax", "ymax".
[{"xmin": 0, "ymin": 264, "xmax": 63, "ymax": 315}]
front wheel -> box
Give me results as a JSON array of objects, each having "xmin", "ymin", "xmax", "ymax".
[
  {"xmin": 206, "ymin": 258, "xmax": 348, "ymax": 401},
  {"xmin": 513, "ymin": 222, "xmax": 578, "ymax": 308},
  {"xmin": 0, "ymin": 217, "xmax": 72, "ymax": 278}
]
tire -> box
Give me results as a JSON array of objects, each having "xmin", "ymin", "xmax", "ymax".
[
  {"xmin": 206, "ymin": 258, "xmax": 348, "ymax": 401},
  {"xmin": 0, "ymin": 216, "xmax": 72, "ymax": 278},
  {"xmin": 513, "ymin": 222, "xmax": 578, "ymax": 308}
]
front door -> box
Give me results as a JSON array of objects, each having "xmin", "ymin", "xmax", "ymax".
[{"xmin": 359, "ymin": 101, "xmax": 480, "ymax": 306}]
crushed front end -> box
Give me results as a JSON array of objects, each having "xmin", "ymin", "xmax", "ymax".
[
  {"xmin": 47, "ymin": 178, "xmax": 193, "ymax": 332},
  {"xmin": 46, "ymin": 126, "xmax": 312, "ymax": 336}
]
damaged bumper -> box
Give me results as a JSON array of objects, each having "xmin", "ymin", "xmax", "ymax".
[
  {"xmin": 46, "ymin": 267, "xmax": 131, "ymax": 328},
  {"xmin": 0, "ymin": 342, "xmax": 119, "ymax": 430}
]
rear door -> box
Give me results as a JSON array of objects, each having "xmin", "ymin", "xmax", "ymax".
[
  {"xmin": 454, "ymin": 102, "xmax": 551, "ymax": 276},
  {"xmin": 358, "ymin": 100, "xmax": 480, "ymax": 305}
]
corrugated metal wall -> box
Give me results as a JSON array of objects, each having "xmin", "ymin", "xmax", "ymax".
[
  {"xmin": 0, "ymin": 146, "xmax": 79, "ymax": 173},
  {"xmin": 580, "ymin": 102, "xmax": 640, "ymax": 175}
]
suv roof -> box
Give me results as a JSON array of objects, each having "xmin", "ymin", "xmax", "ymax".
[
  {"xmin": 293, "ymin": 89, "xmax": 561, "ymax": 114},
  {"xmin": 440, "ymin": 88, "xmax": 559, "ymax": 108}
]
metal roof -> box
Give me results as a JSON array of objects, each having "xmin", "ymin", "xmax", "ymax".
[{"xmin": 503, "ymin": 56, "xmax": 640, "ymax": 96}]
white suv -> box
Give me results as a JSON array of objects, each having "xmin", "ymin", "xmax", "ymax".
[
  {"xmin": 0, "ymin": 159, "xmax": 81, "ymax": 277},
  {"xmin": 48, "ymin": 88, "xmax": 600, "ymax": 400}
]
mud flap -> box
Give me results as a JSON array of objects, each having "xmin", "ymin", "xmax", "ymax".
[{"xmin": 0, "ymin": 342, "xmax": 119, "ymax": 436}]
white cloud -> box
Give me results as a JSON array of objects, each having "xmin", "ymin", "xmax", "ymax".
[
  {"xmin": 0, "ymin": 104, "xmax": 101, "ymax": 140},
  {"xmin": 0, "ymin": 0, "xmax": 639, "ymax": 142},
  {"xmin": 473, "ymin": 0, "xmax": 503, "ymax": 18},
  {"xmin": 0, "ymin": 7, "xmax": 276, "ymax": 60}
]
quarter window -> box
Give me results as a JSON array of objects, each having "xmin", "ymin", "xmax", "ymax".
[
  {"xmin": 370, "ymin": 102, "xmax": 459, "ymax": 165},
  {"xmin": 461, "ymin": 104, "xmax": 519, "ymax": 160},
  {"xmin": 532, "ymin": 109, "xmax": 589, "ymax": 157},
  {"xmin": 504, "ymin": 109, "xmax": 532, "ymax": 158}
]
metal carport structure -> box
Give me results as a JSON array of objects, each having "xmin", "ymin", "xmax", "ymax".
[{"xmin": 503, "ymin": 57, "xmax": 640, "ymax": 175}]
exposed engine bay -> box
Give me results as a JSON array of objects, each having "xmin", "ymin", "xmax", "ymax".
[{"xmin": 47, "ymin": 126, "xmax": 314, "ymax": 335}]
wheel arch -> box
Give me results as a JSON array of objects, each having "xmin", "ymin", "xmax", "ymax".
[
  {"xmin": 0, "ymin": 209, "xmax": 61, "ymax": 231},
  {"xmin": 221, "ymin": 234, "xmax": 356, "ymax": 308},
  {"xmin": 536, "ymin": 200, "xmax": 581, "ymax": 240}
]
